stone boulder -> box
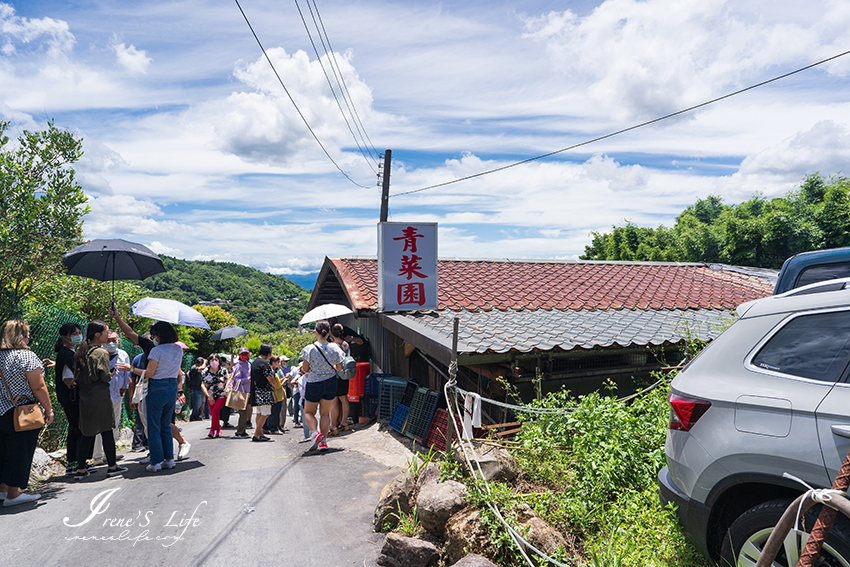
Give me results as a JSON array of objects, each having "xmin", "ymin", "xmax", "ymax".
[
  {"xmin": 29, "ymin": 447, "xmax": 65, "ymax": 484},
  {"xmin": 469, "ymin": 442, "xmax": 518, "ymax": 482},
  {"xmin": 515, "ymin": 503, "xmax": 567, "ymax": 556},
  {"xmin": 416, "ymin": 462, "xmax": 440, "ymax": 492},
  {"xmin": 446, "ymin": 508, "xmax": 489, "ymax": 564},
  {"xmin": 417, "ymin": 479, "xmax": 468, "ymax": 535},
  {"xmin": 450, "ymin": 554, "xmax": 499, "ymax": 567},
  {"xmin": 376, "ymin": 533, "xmax": 439, "ymax": 567},
  {"xmin": 375, "ymin": 472, "xmax": 416, "ymax": 532}
]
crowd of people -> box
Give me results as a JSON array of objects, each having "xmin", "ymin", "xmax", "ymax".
[{"xmin": 0, "ymin": 312, "xmax": 367, "ymax": 505}]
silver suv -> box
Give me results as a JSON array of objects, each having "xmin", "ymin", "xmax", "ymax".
[{"xmin": 659, "ymin": 277, "xmax": 850, "ymax": 566}]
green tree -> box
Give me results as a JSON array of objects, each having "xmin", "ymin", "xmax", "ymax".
[
  {"xmin": 180, "ymin": 305, "xmax": 239, "ymax": 356},
  {"xmin": 0, "ymin": 121, "xmax": 89, "ymax": 314},
  {"xmin": 30, "ymin": 275, "xmax": 147, "ymax": 323}
]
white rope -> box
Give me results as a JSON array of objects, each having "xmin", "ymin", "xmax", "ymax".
[
  {"xmin": 445, "ymin": 380, "xmax": 572, "ymax": 567},
  {"xmin": 454, "ymin": 375, "xmax": 667, "ymax": 417},
  {"xmin": 783, "ymin": 472, "xmax": 847, "ymax": 532}
]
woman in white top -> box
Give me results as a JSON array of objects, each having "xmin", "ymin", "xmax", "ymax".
[
  {"xmin": 0, "ymin": 320, "xmax": 53, "ymax": 506},
  {"xmin": 299, "ymin": 320, "xmax": 344, "ymax": 451},
  {"xmin": 144, "ymin": 321, "xmax": 184, "ymax": 472}
]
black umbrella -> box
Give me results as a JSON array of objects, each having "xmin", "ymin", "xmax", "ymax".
[
  {"xmin": 62, "ymin": 238, "xmax": 166, "ymax": 300},
  {"xmin": 209, "ymin": 325, "xmax": 248, "ymax": 341}
]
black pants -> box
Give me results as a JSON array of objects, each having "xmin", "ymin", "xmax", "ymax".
[
  {"xmin": 0, "ymin": 408, "xmax": 41, "ymax": 489},
  {"xmin": 58, "ymin": 396, "xmax": 83, "ymax": 467},
  {"xmin": 78, "ymin": 430, "xmax": 116, "ymax": 470},
  {"xmin": 220, "ymin": 406, "xmax": 231, "ymax": 425},
  {"xmin": 132, "ymin": 408, "xmax": 147, "ymax": 450}
]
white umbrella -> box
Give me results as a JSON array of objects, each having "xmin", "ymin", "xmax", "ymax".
[
  {"xmin": 299, "ymin": 303, "xmax": 353, "ymax": 325},
  {"xmin": 131, "ymin": 297, "xmax": 211, "ymax": 329}
]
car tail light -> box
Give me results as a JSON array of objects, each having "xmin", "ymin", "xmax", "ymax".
[{"xmin": 669, "ymin": 393, "xmax": 711, "ymax": 431}]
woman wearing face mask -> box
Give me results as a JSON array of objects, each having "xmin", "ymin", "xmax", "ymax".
[
  {"xmin": 201, "ymin": 354, "xmax": 228, "ymax": 438},
  {"xmin": 73, "ymin": 321, "xmax": 127, "ymax": 479},
  {"xmin": 53, "ymin": 322, "xmax": 85, "ymax": 475},
  {"xmin": 92, "ymin": 330, "xmax": 130, "ymax": 465},
  {"xmin": 231, "ymin": 347, "xmax": 253, "ymax": 439}
]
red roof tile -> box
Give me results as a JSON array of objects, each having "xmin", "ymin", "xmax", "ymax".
[{"xmin": 328, "ymin": 258, "xmax": 774, "ymax": 312}]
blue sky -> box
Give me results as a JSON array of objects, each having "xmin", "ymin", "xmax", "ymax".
[{"xmin": 4, "ymin": 0, "xmax": 850, "ymax": 279}]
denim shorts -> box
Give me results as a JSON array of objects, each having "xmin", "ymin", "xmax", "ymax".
[{"xmin": 304, "ymin": 377, "xmax": 337, "ymax": 403}]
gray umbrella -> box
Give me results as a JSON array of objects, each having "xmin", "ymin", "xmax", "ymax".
[{"xmin": 210, "ymin": 325, "xmax": 248, "ymax": 341}]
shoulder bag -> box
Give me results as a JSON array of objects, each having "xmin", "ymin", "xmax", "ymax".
[
  {"xmin": 225, "ymin": 372, "xmax": 249, "ymax": 410},
  {"xmin": 0, "ymin": 363, "xmax": 45, "ymax": 432},
  {"xmin": 132, "ymin": 367, "xmax": 148, "ymax": 405},
  {"xmin": 315, "ymin": 342, "xmax": 356, "ymax": 380}
]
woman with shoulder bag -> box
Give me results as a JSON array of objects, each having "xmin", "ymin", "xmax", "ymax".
[
  {"xmin": 299, "ymin": 320, "xmax": 344, "ymax": 452},
  {"xmin": 0, "ymin": 320, "xmax": 54, "ymax": 506}
]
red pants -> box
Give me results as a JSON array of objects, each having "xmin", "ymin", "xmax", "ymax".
[{"xmin": 209, "ymin": 397, "xmax": 227, "ymax": 436}]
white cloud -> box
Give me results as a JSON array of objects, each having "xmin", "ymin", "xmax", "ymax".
[
  {"xmin": 112, "ymin": 40, "xmax": 151, "ymax": 75},
  {"xmin": 716, "ymin": 120, "xmax": 850, "ymax": 199},
  {"xmin": 522, "ymin": 0, "xmax": 850, "ymax": 121},
  {"xmin": 0, "ymin": 3, "xmax": 75, "ymax": 54}
]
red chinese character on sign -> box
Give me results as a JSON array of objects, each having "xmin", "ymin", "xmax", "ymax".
[
  {"xmin": 398, "ymin": 254, "xmax": 427, "ymax": 280},
  {"xmin": 398, "ymin": 283, "xmax": 426, "ymax": 306},
  {"xmin": 393, "ymin": 226, "xmax": 425, "ymax": 253}
]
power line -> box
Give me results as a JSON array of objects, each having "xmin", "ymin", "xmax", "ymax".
[
  {"xmin": 293, "ymin": 0, "xmax": 378, "ymax": 172},
  {"xmin": 391, "ymin": 48, "xmax": 850, "ymax": 198},
  {"xmin": 233, "ymin": 0, "xmax": 370, "ymax": 188},
  {"xmin": 309, "ymin": 0, "xmax": 381, "ymax": 159}
]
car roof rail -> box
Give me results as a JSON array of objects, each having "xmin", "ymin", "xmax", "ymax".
[{"xmin": 776, "ymin": 276, "xmax": 850, "ymax": 298}]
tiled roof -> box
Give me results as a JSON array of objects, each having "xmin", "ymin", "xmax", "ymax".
[
  {"xmin": 386, "ymin": 307, "xmax": 734, "ymax": 355},
  {"xmin": 330, "ymin": 258, "xmax": 774, "ymax": 312}
]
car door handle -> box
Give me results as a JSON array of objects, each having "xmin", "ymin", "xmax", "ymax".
[{"xmin": 831, "ymin": 425, "xmax": 850, "ymax": 439}]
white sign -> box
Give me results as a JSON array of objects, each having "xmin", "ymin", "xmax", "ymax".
[{"xmin": 378, "ymin": 222, "xmax": 438, "ymax": 311}]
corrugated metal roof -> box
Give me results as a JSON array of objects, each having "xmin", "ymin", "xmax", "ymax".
[{"xmin": 386, "ymin": 307, "xmax": 735, "ymax": 355}]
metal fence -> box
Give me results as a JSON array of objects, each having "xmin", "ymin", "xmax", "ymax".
[{"xmin": 1, "ymin": 300, "xmax": 145, "ymax": 453}]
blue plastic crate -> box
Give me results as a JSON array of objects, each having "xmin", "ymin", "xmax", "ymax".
[
  {"xmin": 365, "ymin": 373, "xmax": 395, "ymax": 397},
  {"xmin": 412, "ymin": 390, "xmax": 440, "ymax": 443},
  {"xmin": 378, "ymin": 378, "xmax": 409, "ymax": 424},
  {"xmin": 389, "ymin": 403, "xmax": 410, "ymax": 434},
  {"xmin": 404, "ymin": 387, "xmax": 430, "ymax": 439}
]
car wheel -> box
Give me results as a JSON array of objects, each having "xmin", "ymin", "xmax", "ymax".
[{"xmin": 720, "ymin": 498, "xmax": 850, "ymax": 567}]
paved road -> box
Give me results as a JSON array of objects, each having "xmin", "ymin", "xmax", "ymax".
[{"xmin": 0, "ymin": 420, "xmax": 398, "ymax": 566}]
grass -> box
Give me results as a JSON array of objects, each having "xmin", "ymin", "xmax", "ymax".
[{"xmin": 450, "ymin": 374, "xmax": 710, "ymax": 567}]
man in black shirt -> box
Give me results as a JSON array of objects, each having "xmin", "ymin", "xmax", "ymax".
[{"xmin": 249, "ymin": 344, "xmax": 276, "ymax": 442}]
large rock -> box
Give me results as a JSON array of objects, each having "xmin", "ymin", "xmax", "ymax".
[
  {"xmin": 375, "ymin": 472, "xmax": 416, "ymax": 532},
  {"xmin": 451, "ymin": 554, "xmax": 499, "ymax": 567},
  {"xmin": 515, "ymin": 503, "xmax": 568, "ymax": 556},
  {"xmin": 376, "ymin": 533, "xmax": 439, "ymax": 567},
  {"xmin": 416, "ymin": 462, "xmax": 440, "ymax": 492},
  {"xmin": 446, "ymin": 508, "xmax": 490, "ymax": 564},
  {"xmin": 28, "ymin": 447, "xmax": 65, "ymax": 484},
  {"xmin": 418, "ymin": 479, "xmax": 468, "ymax": 535},
  {"xmin": 470, "ymin": 442, "xmax": 518, "ymax": 482}
]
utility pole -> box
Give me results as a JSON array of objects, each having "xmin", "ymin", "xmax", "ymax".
[{"xmin": 379, "ymin": 149, "xmax": 392, "ymax": 223}]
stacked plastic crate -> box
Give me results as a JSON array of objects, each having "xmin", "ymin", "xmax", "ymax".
[{"xmin": 377, "ymin": 376, "xmax": 408, "ymax": 424}]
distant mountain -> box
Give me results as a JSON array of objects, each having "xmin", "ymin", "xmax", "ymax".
[
  {"xmin": 285, "ymin": 272, "xmax": 319, "ymax": 291},
  {"xmin": 137, "ymin": 256, "xmax": 310, "ymax": 334}
]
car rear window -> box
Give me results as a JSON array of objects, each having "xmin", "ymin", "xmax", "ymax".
[
  {"xmin": 752, "ymin": 311, "xmax": 850, "ymax": 382},
  {"xmin": 796, "ymin": 263, "xmax": 850, "ymax": 288}
]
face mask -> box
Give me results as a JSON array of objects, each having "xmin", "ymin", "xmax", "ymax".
[
  {"xmin": 70, "ymin": 334, "xmax": 83, "ymax": 346},
  {"xmin": 210, "ymin": 361, "xmax": 219, "ymax": 371},
  {"xmin": 105, "ymin": 343, "xmax": 118, "ymax": 353},
  {"xmin": 239, "ymin": 353, "xmax": 249, "ymax": 361}
]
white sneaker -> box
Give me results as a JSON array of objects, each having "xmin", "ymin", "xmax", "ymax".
[
  {"xmin": 162, "ymin": 459, "xmax": 176, "ymax": 469},
  {"xmin": 145, "ymin": 463, "xmax": 161, "ymax": 473},
  {"xmin": 3, "ymin": 493, "xmax": 40, "ymax": 507},
  {"xmin": 139, "ymin": 455, "xmax": 150, "ymax": 464},
  {"xmin": 177, "ymin": 442, "xmax": 191, "ymax": 461}
]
